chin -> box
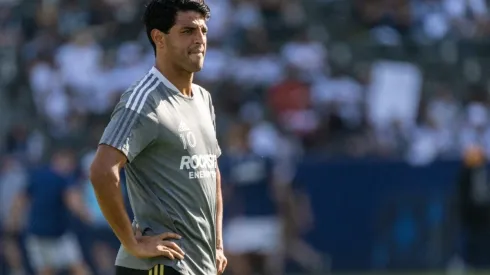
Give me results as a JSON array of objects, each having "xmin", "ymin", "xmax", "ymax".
[{"xmin": 189, "ymin": 63, "xmax": 204, "ymax": 73}]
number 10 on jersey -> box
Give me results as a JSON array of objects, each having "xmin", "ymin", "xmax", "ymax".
[{"xmin": 180, "ymin": 132, "xmax": 197, "ymax": 149}]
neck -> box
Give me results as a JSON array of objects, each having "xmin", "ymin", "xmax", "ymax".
[{"xmin": 155, "ymin": 59, "xmax": 193, "ymax": 97}]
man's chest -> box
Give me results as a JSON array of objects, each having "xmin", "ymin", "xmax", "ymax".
[{"xmin": 155, "ymin": 100, "xmax": 217, "ymax": 156}]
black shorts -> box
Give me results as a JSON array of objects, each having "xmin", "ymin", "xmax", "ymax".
[{"xmin": 116, "ymin": 265, "xmax": 181, "ymax": 275}]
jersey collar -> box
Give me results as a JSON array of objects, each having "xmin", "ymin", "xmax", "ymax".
[{"xmin": 150, "ymin": 66, "xmax": 180, "ymax": 94}]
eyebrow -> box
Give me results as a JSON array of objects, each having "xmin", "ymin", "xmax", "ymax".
[{"xmin": 181, "ymin": 25, "xmax": 208, "ymax": 31}]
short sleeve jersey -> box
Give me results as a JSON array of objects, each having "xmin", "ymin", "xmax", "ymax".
[{"xmin": 100, "ymin": 67, "xmax": 221, "ymax": 275}]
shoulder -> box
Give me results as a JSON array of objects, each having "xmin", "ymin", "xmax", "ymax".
[
  {"xmin": 115, "ymin": 73, "xmax": 163, "ymax": 114},
  {"xmin": 192, "ymin": 83, "xmax": 213, "ymax": 103}
]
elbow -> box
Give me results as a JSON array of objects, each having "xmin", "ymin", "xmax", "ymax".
[
  {"xmin": 89, "ymin": 160, "xmax": 112, "ymax": 188},
  {"xmin": 89, "ymin": 146, "xmax": 125, "ymax": 188},
  {"xmin": 88, "ymin": 162, "xmax": 100, "ymax": 187}
]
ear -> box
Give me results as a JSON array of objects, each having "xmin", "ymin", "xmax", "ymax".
[{"xmin": 151, "ymin": 29, "xmax": 165, "ymax": 48}]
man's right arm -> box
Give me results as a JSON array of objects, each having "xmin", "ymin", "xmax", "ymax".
[
  {"xmin": 89, "ymin": 87, "xmax": 184, "ymax": 260},
  {"xmin": 89, "ymin": 87, "xmax": 157, "ymax": 252},
  {"xmin": 90, "ymin": 144, "xmax": 184, "ymax": 261},
  {"xmin": 89, "ymin": 145, "xmax": 137, "ymax": 250}
]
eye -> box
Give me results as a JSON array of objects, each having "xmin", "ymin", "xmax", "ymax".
[{"xmin": 182, "ymin": 29, "xmax": 192, "ymax": 34}]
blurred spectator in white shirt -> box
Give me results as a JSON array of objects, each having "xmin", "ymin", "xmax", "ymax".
[
  {"xmin": 459, "ymin": 102, "xmax": 490, "ymax": 158},
  {"xmin": 29, "ymin": 56, "xmax": 71, "ymax": 133},
  {"xmin": 281, "ymin": 29, "xmax": 327, "ymax": 81},
  {"xmin": 311, "ymin": 70, "xmax": 364, "ymax": 130},
  {"xmin": 444, "ymin": 0, "xmax": 490, "ymax": 37},
  {"xmin": 55, "ymin": 30, "xmax": 102, "ymax": 114}
]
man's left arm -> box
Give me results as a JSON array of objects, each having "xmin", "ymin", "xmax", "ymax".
[
  {"xmin": 207, "ymin": 89, "xmax": 227, "ymax": 273},
  {"xmin": 215, "ymin": 166, "xmax": 227, "ymax": 274},
  {"xmin": 216, "ymin": 166, "xmax": 223, "ymax": 249}
]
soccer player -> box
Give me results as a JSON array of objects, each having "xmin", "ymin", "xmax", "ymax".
[
  {"xmin": 7, "ymin": 149, "xmax": 90, "ymax": 275},
  {"xmin": 89, "ymin": 1, "xmax": 227, "ymax": 275},
  {"xmin": 220, "ymin": 122, "xmax": 289, "ymax": 275}
]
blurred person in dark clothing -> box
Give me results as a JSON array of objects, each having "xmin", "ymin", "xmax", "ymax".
[
  {"xmin": 5, "ymin": 125, "xmax": 29, "ymax": 156},
  {"xmin": 0, "ymin": 156, "xmax": 28, "ymax": 275},
  {"xmin": 6, "ymin": 149, "xmax": 91, "ymax": 275},
  {"xmin": 458, "ymin": 145, "xmax": 490, "ymax": 268},
  {"xmin": 220, "ymin": 122, "xmax": 291, "ymax": 275}
]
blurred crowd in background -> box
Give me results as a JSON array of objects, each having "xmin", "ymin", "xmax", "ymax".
[
  {"xmin": 3, "ymin": 0, "xmax": 490, "ymax": 164},
  {"xmin": 3, "ymin": 0, "xmax": 490, "ymax": 274}
]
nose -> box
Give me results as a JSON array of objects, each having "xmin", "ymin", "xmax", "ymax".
[{"xmin": 194, "ymin": 29, "xmax": 206, "ymax": 45}]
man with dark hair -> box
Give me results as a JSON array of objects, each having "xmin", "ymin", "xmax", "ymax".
[{"xmin": 89, "ymin": 0, "xmax": 227, "ymax": 274}]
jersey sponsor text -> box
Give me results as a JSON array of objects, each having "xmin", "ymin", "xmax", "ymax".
[{"xmin": 180, "ymin": 154, "xmax": 217, "ymax": 179}]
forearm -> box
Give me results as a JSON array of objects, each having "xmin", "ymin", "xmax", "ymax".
[
  {"xmin": 91, "ymin": 170, "xmax": 136, "ymax": 249},
  {"xmin": 70, "ymin": 202, "xmax": 92, "ymax": 223},
  {"xmin": 65, "ymin": 188, "xmax": 92, "ymax": 223},
  {"xmin": 272, "ymin": 182, "xmax": 291, "ymax": 216},
  {"xmin": 7, "ymin": 194, "xmax": 27, "ymax": 229},
  {"xmin": 215, "ymin": 167, "xmax": 223, "ymax": 249}
]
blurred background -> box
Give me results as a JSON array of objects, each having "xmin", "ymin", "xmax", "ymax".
[{"xmin": 2, "ymin": 0, "xmax": 490, "ymax": 274}]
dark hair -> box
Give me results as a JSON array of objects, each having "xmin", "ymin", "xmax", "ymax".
[{"xmin": 143, "ymin": 0, "xmax": 211, "ymax": 53}]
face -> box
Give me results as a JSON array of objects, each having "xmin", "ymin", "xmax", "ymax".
[
  {"xmin": 153, "ymin": 11, "xmax": 208, "ymax": 73},
  {"xmin": 52, "ymin": 151, "xmax": 76, "ymax": 175},
  {"xmin": 464, "ymin": 145, "xmax": 485, "ymax": 167}
]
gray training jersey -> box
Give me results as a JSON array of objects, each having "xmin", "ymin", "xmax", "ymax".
[{"xmin": 100, "ymin": 67, "xmax": 220, "ymax": 275}]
